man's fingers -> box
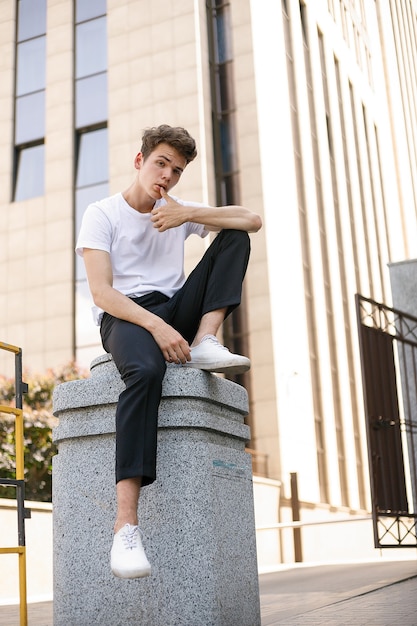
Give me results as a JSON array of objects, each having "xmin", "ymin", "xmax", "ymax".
[
  {"xmin": 166, "ymin": 352, "xmax": 185, "ymax": 364},
  {"xmin": 166, "ymin": 341, "xmax": 190, "ymax": 364},
  {"xmin": 159, "ymin": 187, "xmax": 170, "ymax": 200}
]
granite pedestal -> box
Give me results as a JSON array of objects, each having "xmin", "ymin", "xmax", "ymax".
[{"xmin": 52, "ymin": 354, "xmax": 261, "ymax": 626}]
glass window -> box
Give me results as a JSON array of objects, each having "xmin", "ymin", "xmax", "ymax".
[
  {"xmin": 16, "ymin": 37, "xmax": 46, "ymax": 95},
  {"xmin": 75, "ymin": 3, "xmax": 108, "ymax": 364},
  {"xmin": 76, "ymin": 128, "xmax": 109, "ymax": 188},
  {"xmin": 76, "ymin": 0, "xmax": 107, "ymax": 23},
  {"xmin": 14, "ymin": 144, "xmax": 45, "ymax": 201},
  {"xmin": 75, "ymin": 280, "xmax": 102, "ymax": 346},
  {"xmin": 15, "ymin": 92, "xmax": 45, "ymax": 144},
  {"xmin": 76, "ymin": 183, "xmax": 109, "ymax": 229},
  {"xmin": 17, "ymin": 0, "xmax": 46, "ymax": 41},
  {"xmin": 218, "ymin": 62, "xmax": 234, "ymax": 111},
  {"xmin": 219, "ymin": 117, "xmax": 236, "ymax": 174},
  {"xmin": 214, "ymin": 10, "xmax": 232, "ymax": 63},
  {"xmin": 76, "ymin": 342, "xmax": 103, "ymax": 370},
  {"xmin": 75, "ymin": 73, "xmax": 108, "ymax": 128},
  {"xmin": 76, "ymin": 17, "xmax": 107, "ymax": 78},
  {"xmin": 75, "ymin": 182, "xmax": 109, "ymax": 279}
]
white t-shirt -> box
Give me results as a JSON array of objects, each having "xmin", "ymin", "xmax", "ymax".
[{"xmin": 76, "ymin": 192, "xmax": 209, "ymax": 324}]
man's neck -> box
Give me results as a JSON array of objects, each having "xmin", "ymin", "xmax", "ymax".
[{"xmin": 122, "ymin": 186, "xmax": 155, "ymax": 214}]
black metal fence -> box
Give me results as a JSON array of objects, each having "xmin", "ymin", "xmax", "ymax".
[{"xmin": 356, "ymin": 294, "xmax": 417, "ymax": 548}]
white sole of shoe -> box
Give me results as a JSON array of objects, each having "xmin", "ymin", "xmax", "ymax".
[
  {"xmin": 111, "ymin": 565, "xmax": 151, "ymax": 579},
  {"xmin": 184, "ymin": 360, "xmax": 250, "ymax": 375}
]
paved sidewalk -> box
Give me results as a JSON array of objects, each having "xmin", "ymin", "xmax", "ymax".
[
  {"xmin": 268, "ymin": 577, "xmax": 417, "ymax": 625},
  {"xmin": 0, "ymin": 601, "xmax": 52, "ymax": 626},
  {"xmin": 260, "ymin": 558, "xmax": 417, "ymax": 626},
  {"xmin": 0, "ymin": 558, "xmax": 416, "ymax": 625}
]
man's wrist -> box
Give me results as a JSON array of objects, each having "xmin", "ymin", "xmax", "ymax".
[{"xmin": 141, "ymin": 311, "xmax": 164, "ymax": 334}]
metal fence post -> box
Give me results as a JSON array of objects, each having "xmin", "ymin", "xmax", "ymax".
[{"xmin": 290, "ymin": 472, "xmax": 303, "ymax": 562}]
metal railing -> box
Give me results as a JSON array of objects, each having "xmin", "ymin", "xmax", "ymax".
[
  {"xmin": 256, "ymin": 514, "xmax": 372, "ymax": 531},
  {"xmin": 246, "ymin": 447, "xmax": 269, "ymax": 477},
  {"xmin": 356, "ymin": 295, "xmax": 417, "ymax": 548},
  {"xmin": 256, "ymin": 514, "xmax": 373, "ymax": 565},
  {"xmin": 0, "ymin": 341, "xmax": 29, "ymax": 626}
]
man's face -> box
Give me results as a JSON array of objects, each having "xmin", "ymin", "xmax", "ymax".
[{"xmin": 135, "ymin": 143, "xmax": 187, "ymax": 200}]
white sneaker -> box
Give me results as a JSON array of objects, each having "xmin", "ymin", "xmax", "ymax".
[
  {"xmin": 184, "ymin": 334, "xmax": 251, "ymax": 375},
  {"xmin": 110, "ymin": 524, "xmax": 151, "ymax": 579}
]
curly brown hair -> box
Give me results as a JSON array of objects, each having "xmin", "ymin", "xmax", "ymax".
[{"xmin": 141, "ymin": 124, "xmax": 197, "ymax": 164}]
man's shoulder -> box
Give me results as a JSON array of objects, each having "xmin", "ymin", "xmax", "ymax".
[
  {"xmin": 84, "ymin": 193, "xmax": 124, "ymax": 227},
  {"xmin": 89, "ymin": 192, "xmax": 121, "ymax": 212}
]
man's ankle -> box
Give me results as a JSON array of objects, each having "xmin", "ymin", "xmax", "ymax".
[
  {"xmin": 191, "ymin": 333, "xmax": 216, "ymax": 348},
  {"xmin": 114, "ymin": 519, "xmax": 138, "ymax": 533}
]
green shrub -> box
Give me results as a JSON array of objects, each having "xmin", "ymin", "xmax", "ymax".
[{"xmin": 0, "ymin": 362, "xmax": 88, "ymax": 502}]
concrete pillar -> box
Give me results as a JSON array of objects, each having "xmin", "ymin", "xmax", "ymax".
[{"xmin": 52, "ymin": 354, "xmax": 261, "ymax": 626}]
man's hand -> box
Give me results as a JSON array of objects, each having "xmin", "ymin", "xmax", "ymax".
[
  {"xmin": 150, "ymin": 188, "xmax": 187, "ymax": 231},
  {"xmin": 150, "ymin": 317, "xmax": 191, "ymax": 364},
  {"xmin": 152, "ymin": 188, "xmax": 262, "ymax": 233},
  {"xmin": 83, "ymin": 249, "xmax": 191, "ymax": 364}
]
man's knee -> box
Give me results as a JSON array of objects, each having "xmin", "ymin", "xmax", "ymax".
[
  {"xmin": 217, "ymin": 229, "xmax": 250, "ymax": 253},
  {"xmin": 123, "ymin": 359, "xmax": 165, "ymax": 389}
]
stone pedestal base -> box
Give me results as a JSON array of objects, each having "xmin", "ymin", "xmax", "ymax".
[{"xmin": 52, "ymin": 355, "xmax": 261, "ymax": 626}]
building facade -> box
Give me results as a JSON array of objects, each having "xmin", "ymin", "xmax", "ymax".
[{"xmin": 1, "ymin": 0, "xmax": 416, "ymax": 562}]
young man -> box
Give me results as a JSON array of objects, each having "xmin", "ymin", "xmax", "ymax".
[{"xmin": 76, "ymin": 124, "xmax": 262, "ymax": 579}]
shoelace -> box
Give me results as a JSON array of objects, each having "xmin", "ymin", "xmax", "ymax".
[
  {"xmin": 121, "ymin": 525, "xmax": 139, "ymax": 551},
  {"xmin": 200, "ymin": 335, "xmax": 230, "ymax": 352}
]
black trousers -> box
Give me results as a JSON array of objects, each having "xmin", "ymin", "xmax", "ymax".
[{"xmin": 100, "ymin": 229, "xmax": 251, "ymax": 486}]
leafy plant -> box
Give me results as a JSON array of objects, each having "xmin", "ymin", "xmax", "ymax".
[{"xmin": 0, "ymin": 361, "xmax": 88, "ymax": 502}]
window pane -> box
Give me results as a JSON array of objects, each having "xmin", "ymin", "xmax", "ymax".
[
  {"xmin": 76, "ymin": 0, "xmax": 107, "ymax": 23},
  {"xmin": 14, "ymin": 144, "xmax": 45, "ymax": 201},
  {"xmin": 218, "ymin": 62, "xmax": 234, "ymax": 111},
  {"xmin": 76, "ymin": 74, "xmax": 108, "ymax": 128},
  {"xmin": 75, "ymin": 182, "xmax": 109, "ymax": 279},
  {"xmin": 15, "ymin": 92, "xmax": 45, "ymax": 143},
  {"xmin": 16, "ymin": 37, "xmax": 46, "ymax": 95},
  {"xmin": 76, "ymin": 17, "xmax": 107, "ymax": 78},
  {"xmin": 76, "ymin": 183, "xmax": 109, "ymax": 230},
  {"xmin": 76, "ymin": 343, "xmax": 103, "ymax": 370},
  {"xmin": 215, "ymin": 10, "xmax": 232, "ymax": 63},
  {"xmin": 76, "ymin": 129, "xmax": 108, "ymax": 188},
  {"xmin": 75, "ymin": 279, "xmax": 102, "ymax": 347},
  {"xmin": 18, "ymin": 0, "xmax": 47, "ymax": 41},
  {"xmin": 219, "ymin": 117, "xmax": 236, "ymax": 174}
]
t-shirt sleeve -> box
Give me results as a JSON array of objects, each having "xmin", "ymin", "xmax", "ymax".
[
  {"xmin": 185, "ymin": 221, "xmax": 210, "ymax": 238},
  {"xmin": 75, "ymin": 203, "xmax": 112, "ymax": 257}
]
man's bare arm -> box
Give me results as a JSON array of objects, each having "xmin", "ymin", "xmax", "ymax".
[
  {"xmin": 83, "ymin": 248, "xmax": 191, "ymax": 363},
  {"xmin": 151, "ymin": 189, "xmax": 262, "ymax": 233}
]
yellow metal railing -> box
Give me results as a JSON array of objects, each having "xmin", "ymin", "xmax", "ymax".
[{"xmin": 0, "ymin": 341, "xmax": 29, "ymax": 626}]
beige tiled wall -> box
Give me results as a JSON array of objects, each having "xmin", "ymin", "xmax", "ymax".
[
  {"xmin": 0, "ymin": 0, "xmax": 277, "ymax": 488},
  {"xmin": 0, "ymin": 0, "xmax": 74, "ymax": 375},
  {"xmin": 230, "ymin": 1, "xmax": 279, "ymax": 478},
  {"xmin": 5, "ymin": 0, "xmax": 413, "ymax": 505}
]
